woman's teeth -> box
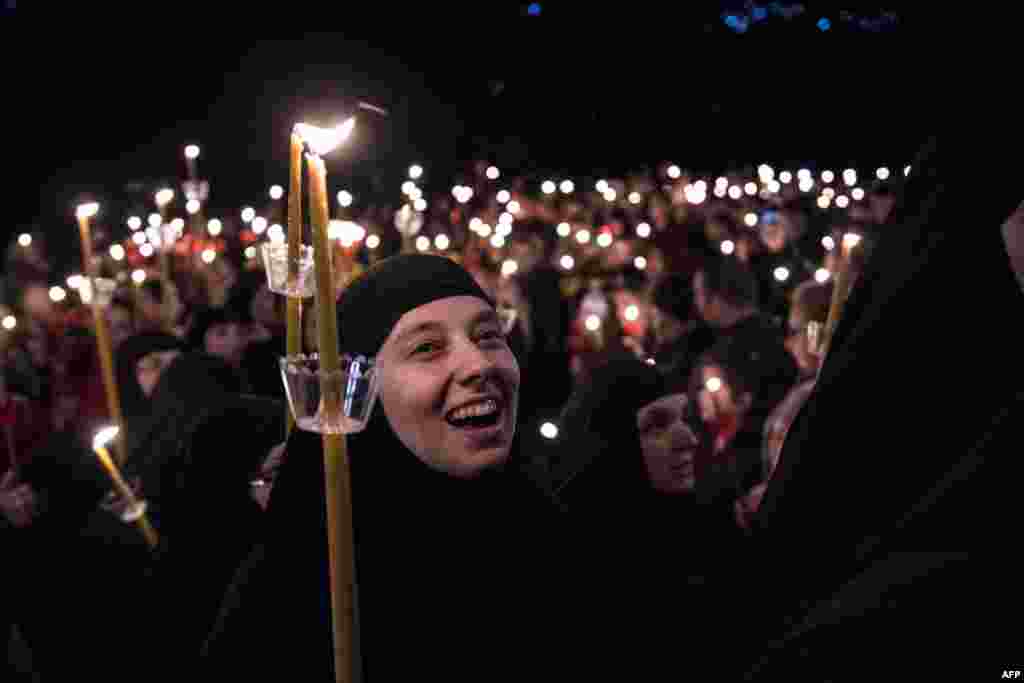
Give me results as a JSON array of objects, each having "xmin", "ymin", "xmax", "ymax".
[{"xmin": 449, "ymin": 399, "xmax": 498, "ymax": 422}]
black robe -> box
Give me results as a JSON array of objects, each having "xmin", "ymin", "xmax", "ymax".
[
  {"xmin": 742, "ymin": 134, "xmax": 1024, "ymax": 678},
  {"xmin": 202, "ymin": 406, "xmax": 573, "ymax": 681},
  {"xmin": 553, "ymin": 357, "xmax": 747, "ymax": 677},
  {"xmin": 3, "ymin": 429, "xmax": 153, "ymax": 681}
]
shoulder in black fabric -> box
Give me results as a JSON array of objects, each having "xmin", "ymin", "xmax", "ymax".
[
  {"xmin": 754, "ymin": 132, "xmax": 1024, "ymax": 604},
  {"xmin": 123, "ymin": 353, "xmax": 243, "ymax": 507}
]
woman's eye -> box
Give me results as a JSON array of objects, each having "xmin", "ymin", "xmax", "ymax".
[
  {"xmin": 477, "ymin": 328, "xmax": 507, "ymax": 343},
  {"xmin": 412, "ymin": 341, "xmax": 441, "ymax": 356}
]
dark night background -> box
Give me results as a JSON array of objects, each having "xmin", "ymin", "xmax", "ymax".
[{"xmin": 2, "ymin": 2, "xmax": 932, "ymax": 276}]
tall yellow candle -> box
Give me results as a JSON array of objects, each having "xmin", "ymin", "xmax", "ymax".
[
  {"xmin": 93, "ymin": 427, "xmax": 159, "ymax": 549},
  {"xmin": 301, "ymin": 117, "xmax": 357, "ymax": 683},
  {"xmin": 820, "ymin": 233, "xmax": 862, "ymax": 358},
  {"xmin": 286, "ymin": 131, "xmax": 305, "ymax": 435},
  {"xmin": 76, "ymin": 203, "xmax": 126, "ymax": 466}
]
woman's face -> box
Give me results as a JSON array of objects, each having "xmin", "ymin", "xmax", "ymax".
[
  {"xmin": 138, "ymin": 289, "xmax": 163, "ymax": 324},
  {"xmin": 697, "ymin": 363, "xmax": 748, "ymax": 422},
  {"xmin": 636, "ymin": 393, "xmax": 700, "ymax": 494},
  {"xmin": 251, "ymin": 285, "xmax": 280, "ymax": 328},
  {"xmin": 784, "ymin": 306, "xmax": 819, "ymax": 374},
  {"xmin": 136, "ymin": 350, "xmax": 181, "ymax": 397},
  {"xmin": 376, "ymin": 295, "xmax": 520, "ymax": 478},
  {"xmin": 204, "ymin": 322, "xmax": 246, "ymax": 367},
  {"xmin": 108, "ymin": 306, "xmax": 135, "ymax": 349}
]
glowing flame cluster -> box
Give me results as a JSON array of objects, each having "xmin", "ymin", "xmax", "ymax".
[{"xmin": 294, "ymin": 118, "xmax": 355, "ymax": 157}]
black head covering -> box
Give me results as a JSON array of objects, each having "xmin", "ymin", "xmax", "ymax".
[
  {"xmin": 336, "ymin": 253, "xmax": 493, "ymax": 356},
  {"xmin": 651, "ymin": 272, "xmax": 697, "ymax": 324},
  {"xmin": 185, "ymin": 305, "xmax": 246, "ymax": 353},
  {"xmin": 744, "ymin": 133, "xmax": 1024, "ymax": 675},
  {"xmin": 553, "ymin": 356, "xmax": 674, "ymax": 518},
  {"xmin": 204, "ymin": 253, "xmax": 563, "ymax": 681},
  {"xmin": 123, "ymin": 351, "xmax": 243, "ymax": 525},
  {"xmin": 114, "ymin": 332, "xmax": 183, "ymax": 421}
]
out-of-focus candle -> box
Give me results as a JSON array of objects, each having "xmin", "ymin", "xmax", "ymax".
[{"xmin": 92, "ymin": 426, "xmax": 158, "ymax": 548}]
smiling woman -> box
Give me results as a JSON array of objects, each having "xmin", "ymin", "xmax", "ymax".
[{"xmin": 203, "ymin": 254, "xmax": 572, "ymax": 681}]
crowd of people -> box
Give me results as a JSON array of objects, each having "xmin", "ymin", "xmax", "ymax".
[{"xmin": 2, "ymin": 132, "xmax": 1021, "ymax": 680}]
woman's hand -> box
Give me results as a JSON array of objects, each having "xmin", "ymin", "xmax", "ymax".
[
  {"xmin": 99, "ymin": 476, "xmax": 144, "ymax": 521},
  {"xmin": 734, "ymin": 482, "xmax": 768, "ymax": 530},
  {"xmin": 250, "ymin": 442, "xmax": 287, "ymax": 511}
]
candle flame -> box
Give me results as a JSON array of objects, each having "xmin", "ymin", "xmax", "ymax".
[
  {"xmin": 842, "ymin": 233, "xmax": 863, "ymax": 250},
  {"xmin": 93, "ymin": 425, "xmax": 120, "ymax": 452},
  {"xmin": 294, "ymin": 117, "xmax": 356, "ymax": 157},
  {"xmin": 155, "ymin": 189, "xmax": 175, "ymax": 207},
  {"xmin": 76, "ymin": 202, "xmax": 100, "ymax": 220}
]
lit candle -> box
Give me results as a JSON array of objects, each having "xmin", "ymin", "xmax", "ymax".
[
  {"xmin": 92, "ymin": 426, "xmax": 158, "ymax": 549},
  {"xmin": 76, "ymin": 203, "xmax": 126, "ymax": 465},
  {"xmin": 820, "ymin": 232, "xmax": 863, "ymax": 358},
  {"xmin": 285, "ymin": 130, "xmax": 305, "ymax": 436},
  {"xmin": 298, "ymin": 118, "xmax": 356, "ymax": 683},
  {"xmin": 153, "ymin": 189, "xmax": 176, "ymax": 321}
]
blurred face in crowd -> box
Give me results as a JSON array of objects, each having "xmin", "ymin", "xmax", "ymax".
[
  {"xmin": 21, "ymin": 285, "xmax": 54, "ymax": 325},
  {"xmin": 250, "ymin": 284, "xmax": 280, "ymax": 329},
  {"xmin": 376, "ymin": 296, "xmax": 520, "ymax": 479},
  {"xmin": 784, "ymin": 304, "xmax": 820, "ymax": 375},
  {"xmin": 696, "ymin": 363, "xmax": 751, "ymax": 424},
  {"xmin": 1003, "ymin": 201, "xmax": 1024, "ymax": 292},
  {"xmin": 138, "ymin": 287, "xmax": 160, "ymax": 320},
  {"xmin": 650, "ymin": 305, "xmax": 684, "ymax": 350},
  {"xmin": 692, "ymin": 271, "xmax": 721, "ymax": 325},
  {"xmin": 107, "ymin": 305, "xmax": 134, "ymax": 349},
  {"xmin": 636, "ymin": 393, "xmax": 700, "ymax": 494},
  {"xmin": 760, "ymin": 223, "xmax": 787, "ymax": 252},
  {"xmin": 136, "ymin": 350, "xmax": 181, "ymax": 397},
  {"xmin": 871, "ymin": 193, "xmax": 897, "ymax": 223},
  {"xmin": 204, "ymin": 322, "xmax": 247, "ymax": 368}
]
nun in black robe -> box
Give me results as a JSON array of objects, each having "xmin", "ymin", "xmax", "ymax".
[
  {"xmin": 552, "ymin": 355, "xmax": 749, "ymax": 676},
  {"xmin": 741, "ymin": 133, "xmax": 1024, "ymax": 679},
  {"xmin": 202, "ymin": 254, "xmax": 575, "ymax": 682},
  {"xmin": 122, "ymin": 351, "xmax": 283, "ymax": 672}
]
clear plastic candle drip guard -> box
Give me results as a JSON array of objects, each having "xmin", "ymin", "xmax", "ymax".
[
  {"xmin": 262, "ymin": 242, "xmax": 316, "ymax": 298},
  {"xmin": 280, "ymin": 353, "xmax": 379, "ymax": 434}
]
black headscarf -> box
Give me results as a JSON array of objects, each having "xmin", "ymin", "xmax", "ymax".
[
  {"xmin": 123, "ymin": 351, "xmax": 243, "ymax": 529},
  {"xmin": 744, "ymin": 133, "xmax": 1024, "ymax": 676},
  {"xmin": 203, "ymin": 254, "xmax": 566, "ymax": 681},
  {"xmin": 115, "ymin": 332, "xmax": 183, "ymax": 422},
  {"xmin": 553, "ymin": 355, "xmax": 667, "ymax": 500},
  {"xmin": 185, "ymin": 305, "xmax": 247, "ymax": 353}
]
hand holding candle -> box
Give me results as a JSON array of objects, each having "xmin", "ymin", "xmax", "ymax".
[{"xmin": 92, "ymin": 426, "xmax": 159, "ymax": 549}]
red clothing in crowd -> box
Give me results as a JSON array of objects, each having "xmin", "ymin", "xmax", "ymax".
[{"xmin": 0, "ymin": 393, "xmax": 49, "ymax": 475}]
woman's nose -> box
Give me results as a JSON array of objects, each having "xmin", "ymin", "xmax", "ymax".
[{"xmin": 454, "ymin": 339, "xmax": 497, "ymax": 385}]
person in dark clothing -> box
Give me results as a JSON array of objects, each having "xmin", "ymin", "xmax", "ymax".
[
  {"xmin": 552, "ymin": 356, "xmax": 747, "ymax": 677},
  {"xmin": 647, "ymin": 271, "xmax": 716, "ymax": 379},
  {"xmin": 3, "ymin": 428, "xmax": 152, "ymax": 682},
  {"xmin": 741, "ymin": 133, "xmax": 1024, "ymax": 679},
  {"xmin": 185, "ymin": 306, "xmax": 250, "ymax": 382},
  {"xmin": 516, "ymin": 263, "xmax": 573, "ymax": 426},
  {"xmin": 203, "ymin": 254, "xmax": 575, "ymax": 682}
]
